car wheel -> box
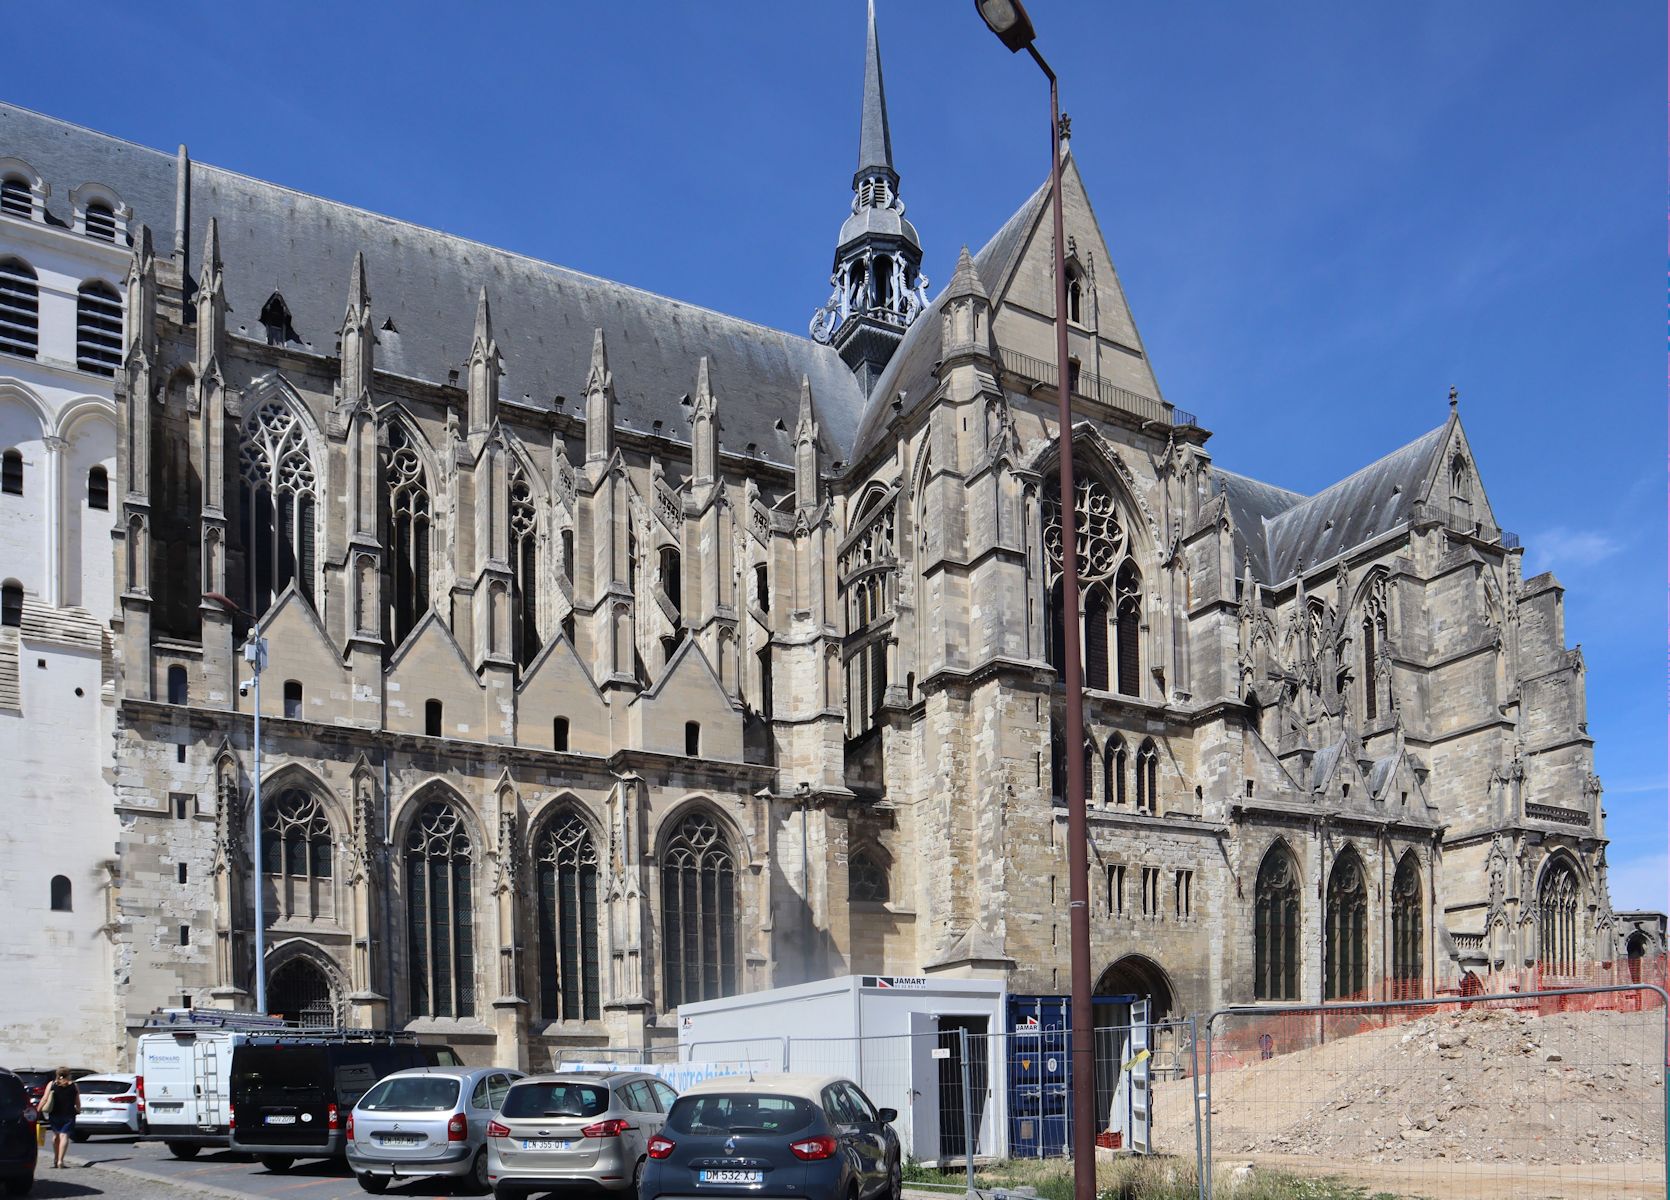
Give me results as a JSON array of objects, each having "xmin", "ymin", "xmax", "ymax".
[
  {"xmin": 2, "ymin": 1178, "xmax": 32, "ymax": 1198},
  {"xmin": 632, "ymin": 1155, "xmax": 646, "ymax": 1196},
  {"xmin": 261, "ymin": 1155, "xmax": 294, "ymax": 1173},
  {"xmin": 468, "ymin": 1148, "xmax": 491, "ymax": 1195},
  {"xmin": 887, "ymin": 1157, "xmax": 902, "ymax": 1200},
  {"xmin": 166, "ymin": 1142, "xmax": 201, "ymax": 1159},
  {"xmin": 70, "ymin": 1131, "xmax": 90, "ymax": 1144},
  {"xmin": 358, "ymin": 1172, "xmax": 388, "ymax": 1194}
]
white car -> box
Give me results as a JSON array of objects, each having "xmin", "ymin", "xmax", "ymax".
[{"xmin": 72, "ymin": 1074, "xmax": 141, "ymax": 1139}]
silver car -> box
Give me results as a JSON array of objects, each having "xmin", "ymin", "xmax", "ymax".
[
  {"xmin": 347, "ymin": 1066, "xmax": 523, "ymax": 1194},
  {"xmin": 487, "ymin": 1071, "xmax": 678, "ymax": 1200}
]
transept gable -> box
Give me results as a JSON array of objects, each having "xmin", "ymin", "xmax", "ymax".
[
  {"xmin": 630, "ymin": 638, "xmax": 742, "ymax": 762},
  {"xmin": 250, "ymin": 584, "xmax": 346, "ymax": 719},
  {"xmin": 513, "ymin": 633, "xmax": 608, "ymax": 755},
  {"xmin": 1412, "ymin": 410, "xmax": 1501, "ymax": 536}
]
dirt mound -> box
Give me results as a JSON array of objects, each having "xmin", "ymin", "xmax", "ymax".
[{"xmin": 1154, "ymin": 1004, "xmax": 1665, "ymax": 1167}]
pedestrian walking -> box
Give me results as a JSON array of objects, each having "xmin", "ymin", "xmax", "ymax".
[{"xmin": 38, "ymin": 1068, "xmax": 80, "ymax": 1168}]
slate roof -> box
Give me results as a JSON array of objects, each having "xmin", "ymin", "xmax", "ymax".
[
  {"xmin": 1212, "ymin": 419, "xmax": 1451, "ymax": 586},
  {"xmin": 847, "ymin": 176, "xmax": 1050, "ymax": 461},
  {"xmin": 1, "ymin": 102, "xmax": 865, "ymax": 468}
]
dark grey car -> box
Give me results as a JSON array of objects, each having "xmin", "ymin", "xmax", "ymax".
[{"xmin": 640, "ymin": 1074, "xmax": 900, "ymax": 1200}]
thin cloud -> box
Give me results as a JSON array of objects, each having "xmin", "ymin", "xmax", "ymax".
[{"xmin": 1524, "ymin": 526, "xmax": 1623, "ymax": 575}]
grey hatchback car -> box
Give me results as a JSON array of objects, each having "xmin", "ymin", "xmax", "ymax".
[
  {"xmin": 347, "ymin": 1066, "xmax": 523, "ymax": 1194},
  {"xmin": 486, "ymin": 1071, "xmax": 678, "ymax": 1200}
]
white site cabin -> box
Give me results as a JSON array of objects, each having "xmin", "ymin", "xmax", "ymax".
[{"xmin": 676, "ymin": 975, "xmax": 1008, "ymax": 1166}]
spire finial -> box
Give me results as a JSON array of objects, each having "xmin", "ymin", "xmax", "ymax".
[
  {"xmin": 202, "ymin": 217, "xmax": 221, "ymax": 274},
  {"xmin": 855, "ymin": 0, "xmax": 896, "ymax": 188},
  {"xmin": 1448, "ymin": 385, "xmax": 1459, "ymax": 412},
  {"xmin": 349, "ymin": 250, "xmax": 369, "ymax": 310},
  {"xmin": 475, "ymin": 286, "xmax": 493, "ymax": 344}
]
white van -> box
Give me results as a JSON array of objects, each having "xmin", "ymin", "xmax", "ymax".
[{"xmin": 135, "ymin": 1009, "xmax": 298, "ymax": 1158}]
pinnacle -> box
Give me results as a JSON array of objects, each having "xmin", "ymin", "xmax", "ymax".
[
  {"xmin": 797, "ymin": 375, "xmax": 817, "ymax": 433},
  {"xmin": 348, "ymin": 250, "xmax": 369, "ymax": 310},
  {"xmin": 946, "ymin": 245, "xmax": 987, "ymax": 301},
  {"xmin": 201, "ymin": 218, "xmax": 221, "ymax": 273},
  {"xmin": 587, "ymin": 327, "xmax": 610, "ymax": 386},
  {"xmin": 474, "ymin": 287, "xmax": 493, "ymax": 344},
  {"xmin": 695, "ymin": 355, "xmax": 713, "ymax": 401}
]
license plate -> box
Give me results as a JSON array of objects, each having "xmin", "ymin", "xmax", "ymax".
[
  {"xmin": 378, "ymin": 1134, "xmax": 424, "ymax": 1146},
  {"xmin": 522, "ymin": 1139, "xmax": 570, "ymax": 1151},
  {"xmin": 700, "ymin": 1170, "xmax": 763, "ymax": 1184},
  {"xmin": 264, "ymin": 1115, "xmax": 297, "ymax": 1125}
]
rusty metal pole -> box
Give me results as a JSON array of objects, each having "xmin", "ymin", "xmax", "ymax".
[{"xmin": 1023, "ymin": 41, "xmax": 1096, "ymax": 1200}]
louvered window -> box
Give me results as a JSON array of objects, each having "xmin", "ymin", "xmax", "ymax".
[
  {"xmin": 76, "ymin": 280, "xmax": 123, "ymax": 376},
  {"xmin": 0, "ymin": 258, "xmax": 39, "ymax": 359},
  {"xmin": 0, "ymin": 178, "xmax": 30, "ymax": 219},
  {"xmin": 84, "ymin": 201, "xmax": 117, "ymax": 242},
  {"xmin": 537, "ymin": 811, "xmax": 601, "ymax": 1022}
]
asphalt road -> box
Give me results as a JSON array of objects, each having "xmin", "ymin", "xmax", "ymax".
[{"xmin": 45, "ymin": 1136, "xmax": 464, "ymax": 1200}]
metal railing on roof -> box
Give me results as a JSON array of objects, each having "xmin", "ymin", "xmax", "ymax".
[{"xmin": 999, "ymin": 347, "xmax": 1197, "ymax": 428}]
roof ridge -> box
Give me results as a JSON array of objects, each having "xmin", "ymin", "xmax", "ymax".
[
  {"xmin": 1266, "ymin": 421, "xmax": 1447, "ymax": 530},
  {"xmin": 1210, "ymin": 465, "xmax": 1309, "ymax": 502},
  {"xmin": 0, "ymin": 101, "xmax": 177, "ymax": 166},
  {"xmin": 191, "ymin": 160, "xmax": 823, "ymax": 347}
]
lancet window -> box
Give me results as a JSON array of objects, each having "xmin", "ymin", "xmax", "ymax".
[
  {"xmin": 1537, "ymin": 858, "xmax": 1580, "ymax": 977},
  {"xmin": 536, "ymin": 811, "xmax": 601, "ymax": 1022},
  {"xmin": 509, "ymin": 460, "xmax": 539, "ymax": 668},
  {"xmin": 262, "ymin": 790, "xmax": 333, "ymax": 922},
  {"xmin": 405, "ymin": 801, "xmax": 475, "ymax": 1018},
  {"xmin": 1254, "ymin": 844, "xmax": 1300, "ymax": 1002},
  {"xmin": 1361, "ymin": 573, "xmax": 1389, "ymax": 722},
  {"xmin": 240, "ymin": 400, "xmax": 317, "ymax": 615},
  {"xmin": 1043, "ymin": 470, "xmax": 1142, "ymax": 697},
  {"xmin": 1324, "ymin": 847, "xmax": 1368, "ymax": 1000},
  {"xmin": 842, "ymin": 489, "xmax": 896, "ymax": 738},
  {"xmin": 385, "ymin": 424, "xmax": 431, "ymax": 645},
  {"xmin": 661, "ymin": 811, "xmax": 737, "ymax": 1009},
  {"xmin": 1391, "ymin": 852, "xmax": 1422, "ymax": 997}
]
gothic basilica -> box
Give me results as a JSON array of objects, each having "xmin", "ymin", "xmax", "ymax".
[{"xmin": 0, "ymin": 7, "xmax": 1659, "ymax": 1068}]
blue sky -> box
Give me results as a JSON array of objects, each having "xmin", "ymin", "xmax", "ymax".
[{"xmin": 12, "ymin": 3, "xmax": 1665, "ymax": 910}]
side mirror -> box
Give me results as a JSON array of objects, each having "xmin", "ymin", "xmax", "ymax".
[{"xmin": 876, "ymin": 1107, "xmax": 898, "ymax": 1124}]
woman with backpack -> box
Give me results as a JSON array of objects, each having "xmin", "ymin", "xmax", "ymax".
[{"xmin": 38, "ymin": 1068, "xmax": 81, "ymax": 1168}]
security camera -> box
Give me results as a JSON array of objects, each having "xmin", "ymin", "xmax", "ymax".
[{"xmin": 238, "ymin": 680, "xmax": 252, "ymax": 697}]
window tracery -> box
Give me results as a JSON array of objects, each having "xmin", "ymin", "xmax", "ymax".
[
  {"xmin": 1538, "ymin": 858, "xmax": 1580, "ymax": 976},
  {"xmin": 1391, "ymin": 852, "xmax": 1422, "ymax": 996},
  {"xmin": 509, "ymin": 459, "xmax": 539, "ymax": 667},
  {"xmin": 1254, "ymin": 844, "xmax": 1300, "ymax": 1001},
  {"xmin": 405, "ymin": 801, "xmax": 475, "ymax": 1018},
  {"xmin": 1325, "ymin": 848, "xmax": 1368, "ymax": 1000},
  {"xmin": 849, "ymin": 850, "xmax": 889, "ymax": 903},
  {"xmin": 536, "ymin": 811, "xmax": 600, "ymax": 1022},
  {"xmin": 239, "ymin": 400, "xmax": 317, "ymax": 615},
  {"xmin": 661, "ymin": 811, "xmax": 737, "ymax": 1008},
  {"xmin": 262, "ymin": 789, "xmax": 333, "ymax": 923},
  {"xmin": 386, "ymin": 423, "xmax": 431, "ymax": 645},
  {"xmin": 1043, "ymin": 470, "xmax": 1142, "ymax": 695}
]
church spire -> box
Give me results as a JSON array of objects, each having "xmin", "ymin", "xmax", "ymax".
[
  {"xmin": 810, "ymin": 0, "xmax": 928, "ymax": 394},
  {"xmin": 854, "ymin": 0, "xmax": 896, "ymax": 191}
]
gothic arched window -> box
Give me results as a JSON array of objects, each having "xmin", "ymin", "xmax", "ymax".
[
  {"xmin": 1135, "ymin": 738, "xmax": 1158, "ymax": 813},
  {"xmin": 1049, "ymin": 721, "xmax": 1067, "ymax": 804},
  {"xmin": 262, "ymin": 790, "xmax": 333, "ymax": 922},
  {"xmin": 1254, "ymin": 843, "xmax": 1300, "ymax": 1001},
  {"xmin": 1106, "ymin": 734, "xmax": 1128, "ymax": 807},
  {"xmin": 75, "ymin": 279, "xmax": 123, "ymax": 376},
  {"xmin": 405, "ymin": 801, "xmax": 475, "ymax": 1018},
  {"xmin": 1324, "ymin": 847, "xmax": 1368, "ymax": 1000},
  {"xmin": 1361, "ymin": 573, "xmax": 1388, "ymax": 722},
  {"xmin": 239, "ymin": 400, "xmax": 317, "ymax": 615},
  {"xmin": 661, "ymin": 811, "xmax": 737, "ymax": 1009},
  {"xmin": 1066, "ymin": 272, "xmax": 1083, "ymax": 324},
  {"xmin": 1537, "ymin": 857, "xmax": 1580, "ymax": 977},
  {"xmin": 1042, "ymin": 468, "xmax": 1142, "ymax": 696},
  {"xmin": 536, "ymin": 811, "xmax": 600, "ymax": 1022},
  {"xmin": 386, "ymin": 424, "xmax": 431, "ymax": 645},
  {"xmin": 0, "ymin": 257, "xmax": 39, "ymax": 359},
  {"xmin": 1391, "ymin": 852, "xmax": 1422, "ymax": 997},
  {"xmin": 509, "ymin": 460, "xmax": 539, "ymax": 668},
  {"xmin": 850, "ymin": 850, "xmax": 889, "ymax": 903}
]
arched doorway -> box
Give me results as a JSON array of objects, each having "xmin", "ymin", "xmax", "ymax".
[
  {"xmin": 1092, "ymin": 956, "xmax": 1179, "ymax": 1137},
  {"xmin": 1096, "ymin": 954, "xmax": 1176, "ymax": 1019},
  {"xmin": 268, "ymin": 956, "xmax": 336, "ymax": 1028},
  {"xmin": 1626, "ymin": 931, "xmax": 1650, "ymax": 983}
]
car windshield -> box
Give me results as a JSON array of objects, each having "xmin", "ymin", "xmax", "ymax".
[
  {"xmin": 236, "ymin": 1046, "xmax": 329, "ymax": 1090},
  {"xmin": 500, "ymin": 1081, "xmax": 610, "ymax": 1119},
  {"xmin": 358, "ymin": 1076, "xmax": 460, "ymax": 1112},
  {"xmin": 666, "ymin": 1094, "xmax": 816, "ymax": 1136},
  {"xmin": 77, "ymin": 1080, "xmax": 130, "ymax": 1096},
  {"xmin": 0, "ymin": 1077, "xmax": 25, "ymax": 1118}
]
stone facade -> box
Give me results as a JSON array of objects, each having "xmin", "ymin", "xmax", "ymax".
[{"xmin": 0, "ymin": 7, "xmax": 1659, "ymax": 1071}]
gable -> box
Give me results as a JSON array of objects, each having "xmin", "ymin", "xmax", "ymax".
[
  {"xmin": 629, "ymin": 640, "xmax": 741, "ymax": 761},
  {"xmin": 385, "ymin": 612, "xmax": 482, "ymax": 737},
  {"xmin": 248, "ymin": 588, "xmax": 348, "ymax": 724},
  {"xmin": 515, "ymin": 636, "xmax": 609, "ymax": 755}
]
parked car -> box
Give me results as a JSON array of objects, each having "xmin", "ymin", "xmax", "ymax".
[
  {"xmin": 9, "ymin": 1070, "xmax": 92, "ymax": 1110},
  {"xmin": 0, "ymin": 1069, "xmax": 38, "ymax": 1196},
  {"xmin": 65, "ymin": 1074, "xmax": 140, "ymax": 1140},
  {"xmin": 347, "ymin": 1067, "xmax": 522, "ymax": 1193},
  {"xmin": 639, "ymin": 1074, "xmax": 900, "ymax": 1200},
  {"xmin": 486, "ymin": 1071, "xmax": 678, "ymax": 1200},
  {"xmin": 229, "ymin": 1034, "xmax": 445, "ymax": 1172}
]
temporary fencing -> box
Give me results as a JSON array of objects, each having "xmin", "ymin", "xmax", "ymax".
[{"xmin": 1199, "ymin": 983, "xmax": 1669, "ymax": 1200}]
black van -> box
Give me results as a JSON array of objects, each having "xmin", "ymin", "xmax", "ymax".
[
  {"xmin": 229, "ymin": 1034, "xmax": 453, "ymax": 1172},
  {"xmin": 0, "ymin": 1069, "xmax": 38, "ymax": 1197}
]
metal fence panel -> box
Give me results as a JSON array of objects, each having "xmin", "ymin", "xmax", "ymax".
[{"xmin": 1199, "ymin": 984, "xmax": 1668, "ymax": 1200}]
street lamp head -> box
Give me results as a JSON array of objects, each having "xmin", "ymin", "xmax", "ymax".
[{"xmin": 975, "ymin": 0, "xmax": 1036, "ymax": 52}]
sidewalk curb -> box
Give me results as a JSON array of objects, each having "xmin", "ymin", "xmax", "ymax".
[{"xmin": 86, "ymin": 1158, "xmax": 257, "ymax": 1200}]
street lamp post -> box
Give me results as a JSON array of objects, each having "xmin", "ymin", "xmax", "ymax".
[
  {"xmin": 974, "ymin": 5, "xmax": 1097, "ymax": 1198},
  {"xmin": 244, "ymin": 631, "xmax": 269, "ymax": 1015}
]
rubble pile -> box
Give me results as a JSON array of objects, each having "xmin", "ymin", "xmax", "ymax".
[{"xmin": 1156, "ymin": 1006, "xmax": 1665, "ymax": 1165}]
